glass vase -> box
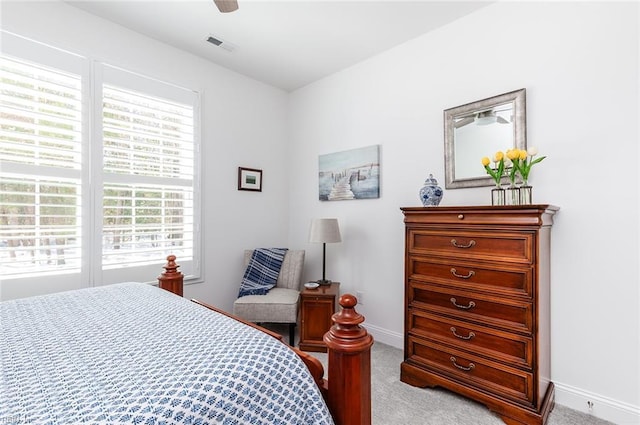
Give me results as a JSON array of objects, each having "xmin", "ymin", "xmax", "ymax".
[
  {"xmin": 491, "ymin": 185, "xmax": 505, "ymax": 206},
  {"xmin": 519, "ymin": 182, "xmax": 532, "ymax": 205},
  {"xmin": 506, "ymin": 183, "xmax": 520, "ymax": 206}
]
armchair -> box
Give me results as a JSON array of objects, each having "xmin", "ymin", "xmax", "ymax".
[{"xmin": 233, "ymin": 249, "xmax": 305, "ymax": 345}]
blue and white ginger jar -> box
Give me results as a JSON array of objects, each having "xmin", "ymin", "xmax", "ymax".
[{"xmin": 419, "ymin": 174, "xmax": 443, "ymax": 207}]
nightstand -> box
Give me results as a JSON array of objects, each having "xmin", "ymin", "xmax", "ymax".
[{"xmin": 299, "ymin": 282, "xmax": 340, "ymax": 352}]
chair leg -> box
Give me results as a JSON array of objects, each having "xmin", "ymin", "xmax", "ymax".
[{"xmin": 289, "ymin": 323, "xmax": 296, "ymax": 346}]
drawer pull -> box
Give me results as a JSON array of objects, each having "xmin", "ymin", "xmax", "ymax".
[
  {"xmin": 450, "ymin": 268, "xmax": 475, "ymax": 279},
  {"xmin": 450, "ymin": 356, "xmax": 475, "ymax": 371},
  {"xmin": 451, "ymin": 239, "xmax": 475, "ymax": 249},
  {"xmin": 450, "ymin": 298, "xmax": 476, "ymax": 310},
  {"xmin": 450, "ymin": 327, "xmax": 475, "ymax": 340},
  {"xmin": 457, "ymin": 214, "xmax": 464, "ymax": 219}
]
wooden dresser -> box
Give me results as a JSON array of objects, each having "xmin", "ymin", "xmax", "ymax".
[{"xmin": 400, "ymin": 205, "xmax": 558, "ymax": 425}]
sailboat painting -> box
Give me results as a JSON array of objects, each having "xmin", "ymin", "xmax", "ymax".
[{"xmin": 318, "ymin": 145, "xmax": 380, "ymax": 201}]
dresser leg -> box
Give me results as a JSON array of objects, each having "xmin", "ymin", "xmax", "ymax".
[{"xmin": 495, "ymin": 383, "xmax": 555, "ymax": 425}]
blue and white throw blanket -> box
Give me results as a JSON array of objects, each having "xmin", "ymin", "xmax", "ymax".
[
  {"xmin": 238, "ymin": 248, "xmax": 288, "ymax": 297},
  {"xmin": 0, "ymin": 283, "xmax": 333, "ymax": 425}
]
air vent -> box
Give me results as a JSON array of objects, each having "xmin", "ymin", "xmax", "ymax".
[
  {"xmin": 205, "ymin": 35, "xmax": 236, "ymax": 52},
  {"xmin": 206, "ymin": 36, "xmax": 222, "ymax": 46}
]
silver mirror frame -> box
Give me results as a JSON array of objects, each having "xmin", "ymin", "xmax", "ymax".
[{"xmin": 444, "ymin": 88, "xmax": 527, "ymax": 189}]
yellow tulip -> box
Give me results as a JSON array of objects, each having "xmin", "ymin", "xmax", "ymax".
[
  {"xmin": 506, "ymin": 149, "xmax": 519, "ymax": 160},
  {"xmin": 518, "ymin": 149, "xmax": 527, "ymax": 160},
  {"xmin": 493, "ymin": 151, "xmax": 504, "ymax": 162},
  {"xmin": 481, "ymin": 157, "xmax": 490, "ymax": 166}
]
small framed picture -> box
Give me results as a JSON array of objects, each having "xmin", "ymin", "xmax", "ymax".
[{"xmin": 238, "ymin": 167, "xmax": 262, "ymax": 192}]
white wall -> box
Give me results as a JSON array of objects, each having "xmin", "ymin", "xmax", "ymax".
[
  {"xmin": 0, "ymin": 1, "xmax": 291, "ymax": 311},
  {"xmin": 288, "ymin": 2, "xmax": 639, "ymax": 423}
]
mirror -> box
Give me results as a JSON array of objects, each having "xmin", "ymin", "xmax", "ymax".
[{"xmin": 444, "ymin": 88, "xmax": 526, "ymax": 189}]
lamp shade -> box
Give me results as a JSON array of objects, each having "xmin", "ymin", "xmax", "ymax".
[{"xmin": 309, "ymin": 218, "xmax": 341, "ymax": 243}]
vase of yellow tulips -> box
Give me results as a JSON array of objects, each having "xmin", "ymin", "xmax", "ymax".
[
  {"xmin": 510, "ymin": 147, "xmax": 546, "ymax": 204},
  {"xmin": 483, "ymin": 147, "xmax": 546, "ymax": 205},
  {"xmin": 482, "ymin": 151, "xmax": 506, "ymax": 206}
]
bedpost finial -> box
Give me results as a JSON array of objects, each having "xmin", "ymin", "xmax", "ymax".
[
  {"xmin": 333, "ymin": 293, "xmax": 365, "ymax": 328},
  {"xmin": 324, "ymin": 293, "xmax": 372, "ymax": 350},
  {"xmin": 158, "ymin": 254, "xmax": 183, "ymax": 297},
  {"xmin": 163, "ymin": 255, "xmax": 180, "ymax": 274},
  {"xmin": 339, "ymin": 293, "xmax": 357, "ymax": 309}
]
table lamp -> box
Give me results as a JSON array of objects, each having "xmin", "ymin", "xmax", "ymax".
[{"xmin": 309, "ymin": 218, "xmax": 341, "ymax": 285}]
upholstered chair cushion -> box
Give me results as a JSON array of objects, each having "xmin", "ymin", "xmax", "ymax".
[{"xmin": 233, "ymin": 288, "xmax": 300, "ymax": 323}]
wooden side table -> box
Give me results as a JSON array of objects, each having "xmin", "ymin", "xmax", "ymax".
[{"xmin": 299, "ymin": 282, "xmax": 339, "ymax": 352}]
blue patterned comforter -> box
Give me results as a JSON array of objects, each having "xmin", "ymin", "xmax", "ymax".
[{"xmin": 0, "ymin": 283, "xmax": 333, "ymax": 425}]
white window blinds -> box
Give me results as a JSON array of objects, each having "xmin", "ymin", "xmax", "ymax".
[
  {"xmin": 0, "ymin": 55, "xmax": 83, "ymax": 277},
  {"xmin": 101, "ymin": 83, "xmax": 195, "ymax": 269}
]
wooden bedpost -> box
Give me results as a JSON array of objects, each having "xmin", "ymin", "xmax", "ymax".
[
  {"xmin": 158, "ymin": 255, "xmax": 184, "ymax": 296},
  {"xmin": 323, "ymin": 293, "xmax": 374, "ymax": 425}
]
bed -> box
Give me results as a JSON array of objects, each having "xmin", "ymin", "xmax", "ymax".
[{"xmin": 0, "ymin": 256, "xmax": 373, "ymax": 425}]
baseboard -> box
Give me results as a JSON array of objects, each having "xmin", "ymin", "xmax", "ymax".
[
  {"xmin": 553, "ymin": 381, "xmax": 640, "ymax": 424},
  {"xmin": 365, "ymin": 323, "xmax": 403, "ymax": 349}
]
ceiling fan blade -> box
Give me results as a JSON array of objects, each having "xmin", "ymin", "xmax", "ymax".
[
  {"xmin": 454, "ymin": 117, "xmax": 475, "ymax": 128},
  {"xmin": 214, "ymin": 0, "xmax": 238, "ymax": 13}
]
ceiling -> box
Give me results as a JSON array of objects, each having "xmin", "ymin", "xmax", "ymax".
[{"xmin": 65, "ymin": 1, "xmax": 491, "ymax": 92}]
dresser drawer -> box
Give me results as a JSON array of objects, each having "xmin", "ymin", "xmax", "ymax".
[
  {"xmin": 402, "ymin": 206, "xmax": 557, "ymax": 227},
  {"xmin": 409, "ymin": 282, "xmax": 533, "ymax": 334},
  {"xmin": 409, "ymin": 310, "xmax": 532, "ymax": 369},
  {"xmin": 408, "ymin": 256, "xmax": 532, "ymax": 299},
  {"xmin": 408, "ymin": 229, "xmax": 534, "ymax": 265},
  {"xmin": 407, "ymin": 336, "xmax": 534, "ymax": 407}
]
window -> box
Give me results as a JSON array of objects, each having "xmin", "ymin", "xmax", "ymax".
[
  {"xmin": 0, "ymin": 33, "xmax": 200, "ymax": 286},
  {"xmin": 101, "ymin": 80, "xmax": 195, "ymax": 270},
  {"xmin": 0, "ymin": 51, "xmax": 83, "ymax": 277}
]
